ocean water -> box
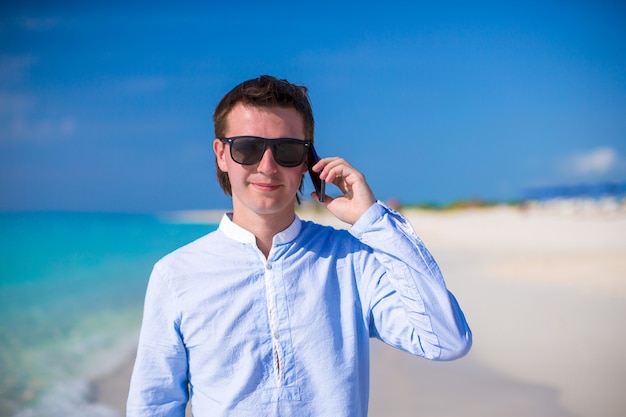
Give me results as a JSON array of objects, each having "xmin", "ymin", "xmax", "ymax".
[{"xmin": 0, "ymin": 212, "xmax": 217, "ymax": 417}]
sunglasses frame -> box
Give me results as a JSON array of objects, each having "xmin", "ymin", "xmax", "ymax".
[{"xmin": 220, "ymin": 136, "xmax": 312, "ymax": 168}]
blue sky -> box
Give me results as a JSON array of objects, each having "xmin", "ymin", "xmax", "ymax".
[{"xmin": 1, "ymin": 1, "xmax": 625, "ymax": 212}]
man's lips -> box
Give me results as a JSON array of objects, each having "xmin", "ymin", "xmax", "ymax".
[{"xmin": 252, "ymin": 182, "xmax": 282, "ymax": 192}]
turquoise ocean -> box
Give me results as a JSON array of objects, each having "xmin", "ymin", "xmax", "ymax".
[{"xmin": 0, "ymin": 212, "xmax": 217, "ymax": 416}]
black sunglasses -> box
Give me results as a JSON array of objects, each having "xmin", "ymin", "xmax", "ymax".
[{"xmin": 221, "ymin": 136, "xmax": 311, "ymax": 168}]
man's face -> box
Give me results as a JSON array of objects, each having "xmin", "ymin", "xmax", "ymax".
[{"xmin": 214, "ymin": 103, "xmax": 308, "ymax": 222}]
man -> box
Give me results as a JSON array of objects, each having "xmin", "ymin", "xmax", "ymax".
[{"xmin": 127, "ymin": 75, "xmax": 471, "ymax": 416}]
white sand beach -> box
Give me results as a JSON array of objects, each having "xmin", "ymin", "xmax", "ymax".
[{"xmin": 95, "ymin": 203, "xmax": 626, "ymax": 417}]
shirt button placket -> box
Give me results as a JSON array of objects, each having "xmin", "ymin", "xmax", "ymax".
[{"xmin": 263, "ymin": 257, "xmax": 284, "ymax": 387}]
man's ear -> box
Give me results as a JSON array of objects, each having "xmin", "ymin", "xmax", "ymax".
[{"xmin": 213, "ymin": 138, "xmax": 228, "ymax": 172}]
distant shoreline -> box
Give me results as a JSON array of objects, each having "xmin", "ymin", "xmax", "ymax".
[{"xmin": 155, "ymin": 196, "xmax": 626, "ymax": 227}]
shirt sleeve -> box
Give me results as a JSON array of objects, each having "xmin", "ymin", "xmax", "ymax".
[
  {"xmin": 127, "ymin": 262, "xmax": 189, "ymax": 416},
  {"xmin": 349, "ymin": 201, "xmax": 472, "ymax": 361}
]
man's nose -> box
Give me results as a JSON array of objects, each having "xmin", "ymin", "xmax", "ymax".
[{"xmin": 257, "ymin": 146, "xmax": 278, "ymax": 173}]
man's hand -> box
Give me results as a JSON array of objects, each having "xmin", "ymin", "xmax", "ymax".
[{"xmin": 311, "ymin": 157, "xmax": 376, "ymax": 225}]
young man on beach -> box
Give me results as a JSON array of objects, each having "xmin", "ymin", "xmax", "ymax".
[{"xmin": 127, "ymin": 75, "xmax": 472, "ymax": 416}]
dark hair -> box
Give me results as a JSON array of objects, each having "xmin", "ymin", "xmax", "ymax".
[{"xmin": 213, "ymin": 75, "xmax": 315, "ymax": 201}]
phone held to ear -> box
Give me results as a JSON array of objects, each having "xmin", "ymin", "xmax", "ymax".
[{"xmin": 308, "ymin": 145, "xmax": 325, "ymax": 202}]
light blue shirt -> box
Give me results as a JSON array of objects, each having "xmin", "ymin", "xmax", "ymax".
[{"xmin": 127, "ymin": 202, "xmax": 471, "ymax": 416}]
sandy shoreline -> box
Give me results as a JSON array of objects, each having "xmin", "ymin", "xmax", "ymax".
[{"xmin": 94, "ymin": 205, "xmax": 626, "ymax": 416}]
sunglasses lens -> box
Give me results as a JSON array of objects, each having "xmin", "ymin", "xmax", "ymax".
[
  {"xmin": 231, "ymin": 137, "xmax": 265, "ymax": 165},
  {"xmin": 274, "ymin": 141, "xmax": 307, "ymax": 167}
]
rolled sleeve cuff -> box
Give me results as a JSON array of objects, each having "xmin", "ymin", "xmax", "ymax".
[{"xmin": 348, "ymin": 201, "xmax": 388, "ymax": 239}]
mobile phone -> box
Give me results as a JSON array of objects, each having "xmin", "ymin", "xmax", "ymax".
[{"xmin": 308, "ymin": 145, "xmax": 325, "ymax": 202}]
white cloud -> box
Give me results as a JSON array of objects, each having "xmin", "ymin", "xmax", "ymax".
[
  {"xmin": 568, "ymin": 147, "xmax": 617, "ymax": 175},
  {"xmin": 0, "ymin": 91, "xmax": 77, "ymax": 143},
  {"xmin": 4, "ymin": 116, "xmax": 77, "ymax": 143}
]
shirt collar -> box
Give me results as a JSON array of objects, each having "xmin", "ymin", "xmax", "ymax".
[{"xmin": 218, "ymin": 213, "xmax": 302, "ymax": 246}]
